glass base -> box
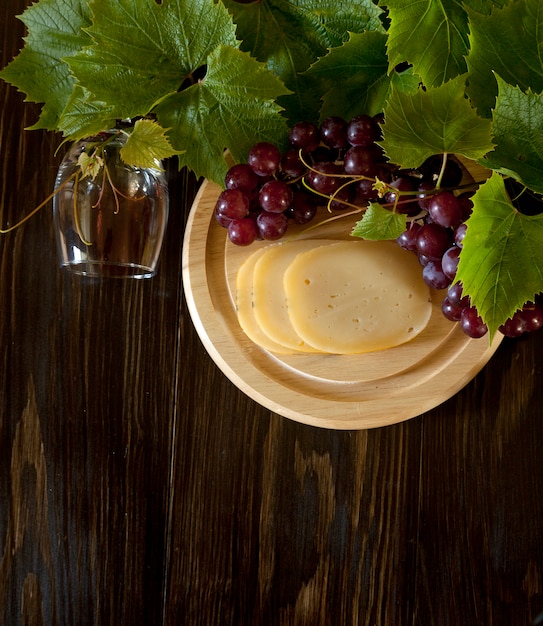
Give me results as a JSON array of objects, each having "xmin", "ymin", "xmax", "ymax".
[{"xmin": 60, "ymin": 260, "xmax": 156, "ymax": 279}]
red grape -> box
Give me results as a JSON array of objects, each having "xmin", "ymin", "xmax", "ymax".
[
  {"xmin": 228, "ymin": 217, "xmax": 258, "ymax": 245},
  {"xmin": 258, "ymin": 180, "xmax": 293, "ymax": 213},
  {"xmin": 256, "ymin": 211, "xmax": 288, "ymax": 240},
  {"xmin": 247, "ymin": 142, "xmax": 281, "ymax": 176}
]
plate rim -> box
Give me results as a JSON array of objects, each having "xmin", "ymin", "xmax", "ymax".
[{"xmin": 182, "ymin": 179, "xmax": 503, "ymax": 430}]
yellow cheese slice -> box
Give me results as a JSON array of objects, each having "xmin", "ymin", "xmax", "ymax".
[
  {"xmin": 282, "ymin": 240, "xmax": 432, "ymax": 354},
  {"xmin": 236, "ymin": 247, "xmax": 293, "ymax": 353},
  {"xmin": 251, "ymin": 240, "xmax": 332, "ymax": 352}
]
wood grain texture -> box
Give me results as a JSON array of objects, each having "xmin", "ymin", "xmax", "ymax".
[
  {"xmin": 1, "ymin": 1, "xmax": 543, "ymax": 625},
  {"xmin": 0, "ymin": 2, "xmax": 195, "ymax": 622}
]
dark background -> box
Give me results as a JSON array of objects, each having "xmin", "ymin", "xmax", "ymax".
[{"xmin": 1, "ymin": 1, "xmax": 543, "ymax": 624}]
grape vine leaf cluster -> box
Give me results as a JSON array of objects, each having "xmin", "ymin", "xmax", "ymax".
[
  {"xmin": 384, "ymin": 0, "xmax": 470, "ymax": 88},
  {"xmin": 153, "ymin": 46, "xmax": 290, "ymax": 184},
  {"xmin": 0, "ymin": 0, "xmax": 291, "ymax": 183},
  {"xmin": 457, "ymin": 173, "xmax": 543, "ymax": 337},
  {"xmin": 381, "ymin": 75, "xmax": 494, "ymax": 168},
  {"xmin": 302, "ymin": 31, "xmax": 419, "ymax": 123},
  {"xmin": 373, "ymin": 0, "xmax": 543, "ymax": 337},
  {"xmin": 222, "ymin": 0, "xmax": 385, "ymax": 123},
  {"xmin": 481, "ymin": 79, "xmax": 543, "ymax": 195},
  {"xmin": 3, "ymin": 0, "xmax": 543, "ymax": 337},
  {"xmin": 0, "ymin": 0, "xmax": 94, "ymax": 132},
  {"xmin": 465, "ymin": 0, "xmax": 543, "ymax": 116}
]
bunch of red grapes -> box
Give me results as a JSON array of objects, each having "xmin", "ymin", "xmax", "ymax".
[
  {"xmin": 214, "ymin": 114, "xmax": 386, "ymax": 245},
  {"xmin": 214, "ymin": 114, "xmax": 543, "ymax": 340}
]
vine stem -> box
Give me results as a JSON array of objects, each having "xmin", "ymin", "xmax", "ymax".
[
  {"xmin": 435, "ymin": 152, "xmax": 449, "ymax": 189},
  {"xmin": 283, "ymin": 207, "xmax": 363, "ymax": 243},
  {"xmin": 72, "ymin": 172, "xmax": 93, "ymax": 246},
  {"xmin": 0, "ymin": 174, "xmax": 77, "ymax": 234}
]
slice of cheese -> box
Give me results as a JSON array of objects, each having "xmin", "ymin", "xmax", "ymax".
[
  {"xmin": 251, "ymin": 240, "xmax": 332, "ymax": 352},
  {"xmin": 282, "ymin": 240, "xmax": 432, "ymax": 354},
  {"xmin": 236, "ymin": 247, "xmax": 293, "ymax": 353}
]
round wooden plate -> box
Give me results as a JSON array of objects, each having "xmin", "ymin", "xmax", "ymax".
[{"xmin": 182, "ymin": 179, "xmax": 503, "ymax": 429}]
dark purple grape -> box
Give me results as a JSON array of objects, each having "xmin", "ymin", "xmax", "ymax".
[
  {"xmin": 215, "ymin": 211, "xmax": 233, "ymax": 228},
  {"xmin": 442, "ymin": 296, "xmax": 464, "ymax": 321},
  {"xmin": 422, "ymin": 259, "xmax": 451, "ymax": 290},
  {"xmin": 375, "ymin": 162, "xmax": 395, "ymax": 183},
  {"xmin": 454, "ymin": 222, "xmax": 467, "ymax": 247},
  {"xmin": 441, "ymin": 245, "xmax": 461, "ymax": 280},
  {"xmin": 225, "ymin": 163, "xmax": 259, "ymax": 192},
  {"xmin": 416, "ymin": 223, "xmax": 452, "ymax": 259},
  {"xmin": 418, "ymin": 253, "xmax": 431, "ymax": 267},
  {"xmin": 287, "ymin": 192, "xmax": 318, "ymax": 224},
  {"xmin": 346, "ymin": 114, "xmax": 379, "ymax": 146},
  {"xmin": 215, "ymin": 188, "xmax": 250, "ymax": 223},
  {"xmin": 356, "ymin": 178, "xmax": 379, "ymax": 202},
  {"xmin": 385, "ymin": 176, "xmax": 419, "ymax": 215},
  {"xmin": 500, "ymin": 302, "xmax": 543, "ymax": 337},
  {"xmin": 499, "ymin": 312, "xmax": 528, "ymax": 337},
  {"xmin": 280, "ymin": 148, "xmax": 307, "ymax": 178},
  {"xmin": 521, "ymin": 302, "xmax": 543, "ymax": 332},
  {"xmin": 420, "ymin": 155, "xmax": 463, "ymax": 187},
  {"xmin": 305, "ymin": 162, "xmax": 342, "ymax": 195},
  {"xmin": 416, "ymin": 180, "xmax": 436, "ymax": 211},
  {"xmin": 289, "ymin": 121, "xmax": 320, "ymax": 152},
  {"xmin": 320, "ymin": 116, "xmax": 349, "ymax": 149},
  {"xmin": 228, "ymin": 216, "xmax": 258, "ymax": 245},
  {"xmin": 343, "ymin": 145, "xmax": 379, "ymax": 177},
  {"xmin": 311, "ymin": 146, "xmax": 337, "ymax": 163},
  {"xmin": 247, "ymin": 142, "xmax": 281, "ymax": 176},
  {"xmin": 373, "ymin": 112, "xmax": 385, "ymax": 127},
  {"xmin": 461, "ymin": 306, "xmax": 488, "ymax": 338},
  {"xmin": 457, "ymin": 192, "xmax": 474, "ymax": 221},
  {"xmin": 329, "ymin": 185, "xmax": 355, "ymax": 211},
  {"xmin": 258, "ymin": 180, "xmax": 293, "ymax": 213},
  {"xmin": 256, "ymin": 210, "xmax": 289, "ymax": 240},
  {"xmin": 396, "ymin": 222, "xmax": 422, "ymax": 252},
  {"xmin": 428, "ymin": 191, "xmax": 463, "ymax": 228},
  {"xmin": 447, "ymin": 281, "xmax": 469, "ymax": 307}
]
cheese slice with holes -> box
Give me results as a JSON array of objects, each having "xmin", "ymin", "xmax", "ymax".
[
  {"xmin": 282, "ymin": 240, "xmax": 432, "ymax": 354},
  {"xmin": 250, "ymin": 240, "xmax": 334, "ymax": 352}
]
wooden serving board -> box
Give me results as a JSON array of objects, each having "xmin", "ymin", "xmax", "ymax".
[{"xmin": 182, "ymin": 178, "xmax": 502, "ymax": 429}]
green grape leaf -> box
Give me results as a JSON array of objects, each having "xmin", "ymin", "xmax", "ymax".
[
  {"xmin": 57, "ymin": 85, "xmax": 117, "ymax": 140},
  {"xmin": 462, "ymin": 0, "xmax": 509, "ymax": 14},
  {"xmin": 384, "ymin": 0, "xmax": 469, "ymax": 88},
  {"xmin": 303, "ymin": 31, "xmax": 390, "ymax": 121},
  {"xmin": 351, "ymin": 203, "xmax": 406, "ymax": 241},
  {"xmin": 456, "ymin": 172, "xmax": 543, "ymax": 338},
  {"xmin": 466, "ymin": 0, "xmax": 543, "ymax": 116},
  {"xmin": 120, "ymin": 119, "xmax": 183, "ymax": 169},
  {"xmin": 380, "ymin": 75, "xmax": 494, "ymax": 169},
  {"xmin": 223, "ymin": 0, "xmax": 384, "ymax": 80},
  {"xmin": 0, "ymin": 0, "xmax": 93, "ymax": 130},
  {"xmin": 482, "ymin": 76, "xmax": 543, "ymax": 194},
  {"xmin": 67, "ymin": 0, "xmax": 240, "ymax": 120},
  {"xmin": 78, "ymin": 151, "xmax": 104, "ymax": 181},
  {"xmin": 389, "ymin": 66, "xmax": 421, "ymax": 97},
  {"xmin": 222, "ymin": 0, "xmax": 384, "ymax": 123},
  {"xmin": 154, "ymin": 46, "xmax": 290, "ymax": 184}
]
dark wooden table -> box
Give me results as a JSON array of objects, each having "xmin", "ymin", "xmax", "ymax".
[{"xmin": 1, "ymin": 2, "xmax": 543, "ymax": 625}]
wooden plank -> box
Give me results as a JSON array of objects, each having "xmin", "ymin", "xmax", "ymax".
[
  {"xmin": 0, "ymin": 2, "xmax": 196, "ymax": 621},
  {"xmin": 1, "ymin": 1, "xmax": 543, "ymax": 625}
]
